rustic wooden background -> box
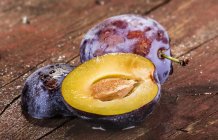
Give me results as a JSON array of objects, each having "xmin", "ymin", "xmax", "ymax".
[{"xmin": 0, "ymin": 0, "xmax": 217, "ymax": 139}]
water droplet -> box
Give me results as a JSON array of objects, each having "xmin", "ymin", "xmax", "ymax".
[
  {"xmin": 57, "ymin": 55, "xmax": 66, "ymax": 61},
  {"xmin": 57, "ymin": 43, "xmax": 64, "ymax": 48},
  {"xmin": 92, "ymin": 126, "xmax": 106, "ymax": 131},
  {"xmin": 96, "ymin": 0, "xmax": 105, "ymax": 5},
  {"xmin": 122, "ymin": 126, "xmax": 135, "ymax": 130},
  {"xmin": 16, "ymin": 85, "xmax": 21, "ymax": 89},
  {"xmin": 22, "ymin": 16, "xmax": 30, "ymax": 24}
]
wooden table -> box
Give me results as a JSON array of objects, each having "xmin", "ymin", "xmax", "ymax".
[{"xmin": 0, "ymin": 0, "xmax": 217, "ymax": 139}]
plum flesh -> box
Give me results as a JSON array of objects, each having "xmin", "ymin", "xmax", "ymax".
[
  {"xmin": 80, "ymin": 14, "xmax": 172, "ymax": 83},
  {"xmin": 21, "ymin": 64, "xmax": 74, "ymax": 119},
  {"xmin": 62, "ymin": 53, "xmax": 161, "ymax": 129}
]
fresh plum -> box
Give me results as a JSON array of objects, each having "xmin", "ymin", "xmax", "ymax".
[
  {"xmin": 21, "ymin": 64, "xmax": 75, "ymax": 119},
  {"xmin": 80, "ymin": 14, "xmax": 172, "ymax": 83}
]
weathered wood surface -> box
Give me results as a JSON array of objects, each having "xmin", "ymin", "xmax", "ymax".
[{"xmin": 0, "ymin": 0, "xmax": 217, "ymax": 139}]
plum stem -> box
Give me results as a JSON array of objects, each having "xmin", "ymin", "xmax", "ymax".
[{"xmin": 160, "ymin": 52, "xmax": 189, "ymax": 66}]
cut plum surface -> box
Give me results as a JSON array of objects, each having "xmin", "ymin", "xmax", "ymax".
[{"xmin": 62, "ymin": 53, "xmax": 161, "ymax": 128}]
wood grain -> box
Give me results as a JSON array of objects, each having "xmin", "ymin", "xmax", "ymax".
[
  {"xmin": 0, "ymin": 0, "xmax": 217, "ymax": 139},
  {"xmin": 0, "ymin": 0, "xmax": 168, "ymax": 139}
]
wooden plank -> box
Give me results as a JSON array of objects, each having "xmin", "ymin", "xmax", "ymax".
[
  {"xmin": 0, "ymin": 0, "xmax": 167, "ymax": 139},
  {"xmin": 0, "ymin": 0, "xmax": 94, "ymax": 87},
  {"xmin": 0, "ymin": 0, "xmax": 91, "ymax": 31},
  {"xmin": 39, "ymin": 118, "xmax": 114, "ymax": 140},
  {"xmin": 40, "ymin": 0, "xmax": 218, "ymax": 139},
  {"xmin": 3, "ymin": 0, "xmax": 216, "ymax": 138},
  {"xmin": 150, "ymin": 0, "xmax": 218, "ymax": 57},
  {"xmin": 159, "ymin": 39, "xmax": 218, "ymax": 140},
  {"xmin": 0, "ymin": 99, "xmax": 71, "ymax": 140}
]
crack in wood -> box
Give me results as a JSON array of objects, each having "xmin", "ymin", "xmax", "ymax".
[
  {"xmin": 156, "ymin": 92, "xmax": 218, "ymax": 138},
  {"xmin": 0, "ymin": 58, "xmax": 49, "ymax": 116},
  {"xmin": 144, "ymin": 0, "xmax": 171, "ymax": 15},
  {"xmin": 206, "ymin": 110, "xmax": 218, "ymax": 119},
  {"xmin": 36, "ymin": 119, "xmax": 71, "ymax": 140},
  {"xmin": 66, "ymin": 54, "xmax": 80, "ymax": 64},
  {"xmin": 176, "ymin": 128, "xmax": 189, "ymax": 133},
  {"xmin": 166, "ymin": 103, "xmax": 218, "ymax": 138},
  {"xmin": 63, "ymin": 14, "xmax": 109, "ymax": 38},
  {"xmin": 0, "ymin": 58, "xmax": 49, "ymax": 89},
  {"xmin": 176, "ymin": 34, "xmax": 218, "ymax": 58},
  {"xmin": 0, "ymin": 94, "xmax": 20, "ymax": 116}
]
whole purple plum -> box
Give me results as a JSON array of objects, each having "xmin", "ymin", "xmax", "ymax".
[
  {"xmin": 80, "ymin": 14, "xmax": 172, "ymax": 84},
  {"xmin": 21, "ymin": 64, "xmax": 75, "ymax": 119}
]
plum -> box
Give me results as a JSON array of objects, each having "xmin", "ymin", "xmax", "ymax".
[
  {"xmin": 80, "ymin": 14, "xmax": 172, "ymax": 84},
  {"xmin": 21, "ymin": 64, "xmax": 75, "ymax": 119},
  {"xmin": 62, "ymin": 53, "xmax": 161, "ymax": 129}
]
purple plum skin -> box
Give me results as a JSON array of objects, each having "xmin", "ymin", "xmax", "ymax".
[
  {"xmin": 80, "ymin": 14, "xmax": 172, "ymax": 84},
  {"xmin": 21, "ymin": 64, "xmax": 75, "ymax": 119}
]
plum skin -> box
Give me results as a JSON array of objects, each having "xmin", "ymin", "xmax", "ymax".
[
  {"xmin": 70, "ymin": 101, "xmax": 155, "ymax": 129},
  {"xmin": 21, "ymin": 64, "xmax": 75, "ymax": 119},
  {"xmin": 80, "ymin": 14, "xmax": 172, "ymax": 84}
]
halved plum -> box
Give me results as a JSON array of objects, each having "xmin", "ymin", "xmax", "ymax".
[{"xmin": 62, "ymin": 53, "xmax": 161, "ymax": 129}]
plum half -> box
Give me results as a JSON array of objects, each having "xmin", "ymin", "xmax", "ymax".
[
  {"xmin": 21, "ymin": 64, "xmax": 75, "ymax": 119},
  {"xmin": 80, "ymin": 14, "xmax": 172, "ymax": 84},
  {"xmin": 62, "ymin": 53, "xmax": 161, "ymax": 129}
]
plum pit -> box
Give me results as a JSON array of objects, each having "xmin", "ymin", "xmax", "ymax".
[{"xmin": 91, "ymin": 78, "xmax": 139, "ymax": 101}]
